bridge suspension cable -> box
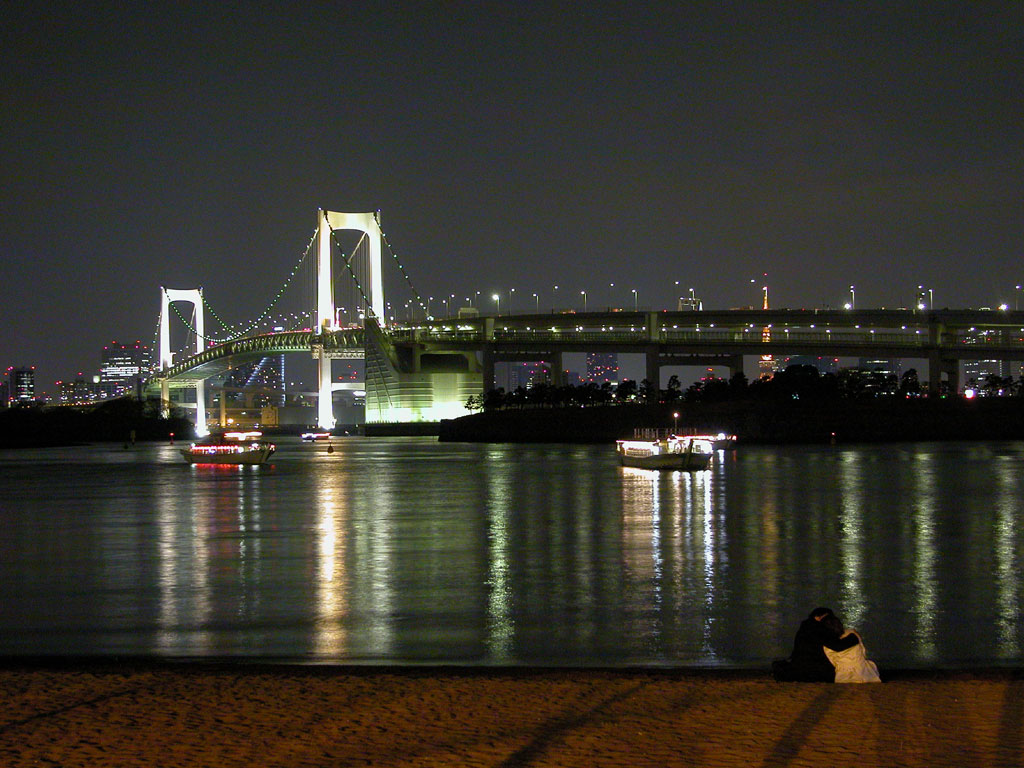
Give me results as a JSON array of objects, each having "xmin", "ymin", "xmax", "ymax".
[
  {"xmin": 162, "ymin": 228, "xmax": 318, "ymax": 344},
  {"xmin": 377, "ymin": 217, "xmax": 428, "ymax": 318}
]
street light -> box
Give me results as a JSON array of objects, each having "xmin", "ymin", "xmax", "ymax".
[
  {"xmin": 553, "ymin": 284, "xmax": 559, "ymax": 311},
  {"xmin": 533, "ymin": 292, "xmax": 539, "ymax": 312},
  {"xmin": 673, "ymin": 411, "xmax": 679, "ymax": 433},
  {"xmin": 509, "ymin": 288, "xmax": 515, "ymax": 315},
  {"xmin": 849, "ymin": 285, "xmax": 855, "ymax": 309},
  {"xmin": 632, "ymin": 288, "xmax": 638, "ymax": 311},
  {"xmin": 492, "ymin": 293, "xmax": 500, "ymax": 316},
  {"xmin": 1016, "ymin": 285, "xmax": 1022, "ymax": 311},
  {"xmin": 580, "ymin": 290, "xmax": 587, "ymax": 312}
]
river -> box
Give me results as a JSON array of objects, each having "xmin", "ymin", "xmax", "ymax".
[{"xmin": 1, "ymin": 437, "xmax": 1021, "ymax": 667}]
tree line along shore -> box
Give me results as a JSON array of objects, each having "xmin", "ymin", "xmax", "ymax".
[
  {"xmin": 443, "ymin": 365, "xmax": 1024, "ymax": 444},
  {"xmin": 0, "ymin": 398, "xmax": 192, "ymax": 448}
]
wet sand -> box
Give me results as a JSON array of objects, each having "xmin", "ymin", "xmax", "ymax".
[{"xmin": 1, "ymin": 664, "xmax": 1022, "ymax": 767}]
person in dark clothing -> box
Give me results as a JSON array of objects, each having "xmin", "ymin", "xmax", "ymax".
[{"xmin": 772, "ymin": 607, "xmax": 861, "ymax": 682}]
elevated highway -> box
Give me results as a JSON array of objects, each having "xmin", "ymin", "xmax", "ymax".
[
  {"xmin": 153, "ymin": 328, "xmax": 365, "ymax": 387},
  {"xmin": 389, "ymin": 308, "xmax": 1024, "ymax": 389}
]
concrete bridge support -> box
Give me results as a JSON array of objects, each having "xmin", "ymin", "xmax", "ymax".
[
  {"xmin": 645, "ymin": 347, "xmax": 661, "ymax": 387},
  {"xmin": 549, "ymin": 351, "xmax": 565, "ymax": 387},
  {"xmin": 364, "ymin": 319, "xmax": 481, "ymax": 423},
  {"xmin": 928, "ymin": 352, "xmax": 960, "ymax": 393}
]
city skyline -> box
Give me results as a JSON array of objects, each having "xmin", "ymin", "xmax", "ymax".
[{"xmin": 3, "ymin": 4, "xmax": 1022, "ymax": 391}]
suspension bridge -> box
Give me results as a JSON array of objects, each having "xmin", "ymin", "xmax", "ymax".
[{"xmin": 149, "ymin": 209, "xmax": 1024, "ymax": 435}]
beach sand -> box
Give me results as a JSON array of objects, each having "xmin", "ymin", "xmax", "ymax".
[{"xmin": 0, "ymin": 664, "xmax": 1021, "ymax": 767}]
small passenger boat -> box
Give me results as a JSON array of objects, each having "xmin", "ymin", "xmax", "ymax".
[
  {"xmin": 689, "ymin": 432, "xmax": 737, "ymax": 451},
  {"xmin": 301, "ymin": 431, "xmax": 332, "ymax": 441},
  {"xmin": 180, "ymin": 431, "xmax": 276, "ymax": 465},
  {"xmin": 616, "ymin": 435, "xmax": 713, "ymax": 470}
]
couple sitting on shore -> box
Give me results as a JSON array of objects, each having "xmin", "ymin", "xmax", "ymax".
[{"xmin": 773, "ymin": 607, "xmax": 881, "ymax": 683}]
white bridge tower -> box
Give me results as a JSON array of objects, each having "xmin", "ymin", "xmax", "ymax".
[
  {"xmin": 315, "ymin": 210, "xmax": 385, "ymax": 430},
  {"xmin": 158, "ymin": 287, "xmax": 208, "ymax": 436}
]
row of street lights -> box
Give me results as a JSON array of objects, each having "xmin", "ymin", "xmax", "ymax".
[
  {"xmin": 409, "ymin": 282, "xmax": 1022, "ymax": 319},
  {"xmin": 484, "ymin": 284, "xmax": 642, "ymax": 316}
]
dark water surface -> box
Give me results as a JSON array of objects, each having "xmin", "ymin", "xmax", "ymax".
[{"xmin": 1, "ymin": 437, "xmax": 1022, "ymax": 667}]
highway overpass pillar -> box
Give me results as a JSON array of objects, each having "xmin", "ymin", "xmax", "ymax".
[
  {"xmin": 928, "ymin": 351, "xmax": 959, "ymax": 394},
  {"xmin": 550, "ymin": 351, "xmax": 565, "ymax": 387},
  {"xmin": 482, "ymin": 347, "xmax": 495, "ymax": 391},
  {"xmin": 728, "ymin": 355, "xmax": 744, "ymax": 379},
  {"xmin": 645, "ymin": 347, "xmax": 660, "ymax": 388}
]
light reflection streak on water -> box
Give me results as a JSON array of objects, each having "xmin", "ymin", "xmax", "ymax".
[
  {"xmin": 485, "ymin": 447, "xmax": 513, "ymax": 661},
  {"xmin": 569, "ymin": 447, "xmax": 597, "ymax": 649},
  {"xmin": 156, "ymin": 471, "xmax": 211, "ymax": 654},
  {"xmin": 650, "ymin": 472, "xmax": 663, "ymax": 616},
  {"xmin": 314, "ymin": 482, "xmax": 348, "ymax": 657},
  {"xmin": 754, "ymin": 457, "xmax": 781, "ymax": 624},
  {"xmin": 156, "ymin": 490, "xmax": 179, "ymax": 653},
  {"xmin": 696, "ymin": 469, "xmax": 717, "ymax": 658},
  {"xmin": 994, "ymin": 459, "xmax": 1020, "ymax": 657},
  {"xmin": 912, "ymin": 451, "xmax": 938, "ymax": 661},
  {"xmin": 238, "ymin": 468, "xmax": 262, "ymax": 624},
  {"xmin": 357, "ymin": 462, "xmax": 395, "ymax": 658},
  {"xmin": 838, "ymin": 452, "xmax": 866, "ymax": 628},
  {"xmin": 619, "ymin": 468, "xmax": 659, "ymax": 650}
]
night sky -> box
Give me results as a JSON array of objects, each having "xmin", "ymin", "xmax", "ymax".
[{"xmin": 3, "ymin": 3, "xmax": 1022, "ymax": 394}]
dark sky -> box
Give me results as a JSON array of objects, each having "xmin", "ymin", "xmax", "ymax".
[{"xmin": 3, "ymin": 2, "xmax": 1022, "ymax": 393}]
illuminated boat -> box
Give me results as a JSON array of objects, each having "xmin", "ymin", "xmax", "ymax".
[
  {"xmin": 690, "ymin": 432, "xmax": 737, "ymax": 450},
  {"xmin": 301, "ymin": 431, "xmax": 332, "ymax": 441},
  {"xmin": 180, "ymin": 431, "xmax": 276, "ymax": 465},
  {"xmin": 616, "ymin": 436, "xmax": 713, "ymax": 470}
]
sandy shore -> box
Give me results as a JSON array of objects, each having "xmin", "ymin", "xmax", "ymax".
[{"xmin": 0, "ymin": 664, "xmax": 1022, "ymax": 767}]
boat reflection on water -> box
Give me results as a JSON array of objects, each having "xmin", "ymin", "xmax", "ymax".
[{"xmin": 180, "ymin": 430, "xmax": 276, "ymax": 465}]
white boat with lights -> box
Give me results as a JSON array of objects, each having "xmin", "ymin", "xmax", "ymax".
[
  {"xmin": 301, "ymin": 431, "xmax": 332, "ymax": 441},
  {"xmin": 693, "ymin": 432, "xmax": 737, "ymax": 450},
  {"xmin": 180, "ymin": 431, "xmax": 276, "ymax": 465},
  {"xmin": 616, "ymin": 435, "xmax": 713, "ymax": 470}
]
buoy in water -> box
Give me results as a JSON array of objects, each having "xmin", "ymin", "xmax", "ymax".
[{"xmin": 327, "ymin": 442, "xmax": 334, "ymax": 454}]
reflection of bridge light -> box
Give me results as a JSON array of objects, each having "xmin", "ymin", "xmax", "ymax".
[
  {"xmin": 911, "ymin": 451, "xmax": 938, "ymax": 662},
  {"xmin": 314, "ymin": 485, "xmax": 348, "ymax": 658},
  {"xmin": 838, "ymin": 451, "xmax": 867, "ymax": 627},
  {"xmin": 995, "ymin": 460, "xmax": 1020, "ymax": 657}
]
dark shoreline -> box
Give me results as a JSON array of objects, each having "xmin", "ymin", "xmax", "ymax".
[
  {"xmin": 1, "ymin": 656, "xmax": 1022, "ymax": 681},
  {"xmin": 440, "ymin": 398, "xmax": 1024, "ymax": 444}
]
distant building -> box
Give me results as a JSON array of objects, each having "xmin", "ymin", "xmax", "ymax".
[
  {"xmin": 780, "ymin": 355, "xmax": 839, "ymax": 375},
  {"xmin": 57, "ymin": 377, "xmax": 93, "ymax": 403},
  {"xmin": 7, "ymin": 366, "xmax": 35, "ymax": 404},
  {"xmin": 509, "ymin": 361, "xmax": 551, "ymax": 389},
  {"xmin": 858, "ymin": 357, "xmax": 902, "ymax": 376},
  {"xmin": 963, "ymin": 358, "xmax": 1010, "ymax": 382},
  {"xmin": 100, "ymin": 341, "xmax": 152, "ymax": 397},
  {"xmin": 0, "ymin": 380, "xmax": 9, "ymax": 407},
  {"xmin": 585, "ymin": 353, "xmax": 618, "ymax": 383}
]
